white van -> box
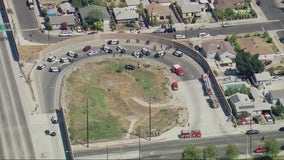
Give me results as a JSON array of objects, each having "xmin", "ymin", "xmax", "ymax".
[
  {"xmin": 59, "ymin": 31, "xmax": 72, "ymax": 37},
  {"xmin": 175, "ymin": 34, "xmax": 186, "ymax": 39}
]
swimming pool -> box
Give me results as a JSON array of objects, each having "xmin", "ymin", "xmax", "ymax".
[{"xmin": 222, "ymin": 82, "xmax": 247, "ymax": 90}]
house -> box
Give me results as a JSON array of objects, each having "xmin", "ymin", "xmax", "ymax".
[
  {"xmin": 250, "ymin": 86, "xmax": 265, "ymax": 103},
  {"xmin": 146, "ymin": 3, "xmax": 172, "ymax": 22},
  {"xmin": 113, "ymin": 7, "xmax": 139, "ymax": 24},
  {"xmin": 202, "ymin": 39, "xmax": 236, "ymax": 64},
  {"xmin": 59, "ymin": 2, "xmax": 75, "ymax": 15},
  {"xmin": 49, "ymin": 15, "xmax": 75, "ymax": 30},
  {"xmin": 175, "ymin": 0, "xmax": 206, "ymax": 22},
  {"xmin": 213, "ymin": 0, "xmax": 245, "ymax": 10},
  {"xmin": 228, "ymin": 93, "xmax": 271, "ymax": 115},
  {"xmin": 237, "ymin": 38, "xmax": 275, "ymax": 60},
  {"xmin": 253, "ymin": 72, "xmax": 272, "ymax": 87},
  {"xmin": 268, "ymin": 89, "xmax": 284, "ymax": 104},
  {"xmin": 78, "ymin": 5, "xmax": 111, "ymax": 31},
  {"xmin": 149, "ymin": 0, "xmax": 174, "ymax": 6}
]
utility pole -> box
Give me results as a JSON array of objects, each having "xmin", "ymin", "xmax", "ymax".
[
  {"xmin": 148, "ymin": 96, "xmax": 152, "ymax": 141},
  {"xmin": 138, "ymin": 126, "xmax": 141, "ymax": 160},
  {"xmin": 86, "ymin": 95, "xmax": 89, "ymax": 147}
]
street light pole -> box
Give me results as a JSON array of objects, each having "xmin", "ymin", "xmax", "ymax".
[
  {"xmin": 148, "ymin": 96, "xmax": 152, "ymax": 141},
  {"xmin": 86, "ymin": 95, "xmax": 89, "ymax": 147},
  {"xmin": 138, "ymin": 126, "xmax": 141, "ymax": 160}
]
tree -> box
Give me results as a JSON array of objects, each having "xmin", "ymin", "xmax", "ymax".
[
  {"xmin": 84, "ymin": 9, "xmax": 106, "ymax": 25},
  {"xmin": 110, "ymin": 20, "xmax": 116, "ymax": 31},
  {"xmin": 225, "ymin": 144, "xmax": 239, "ymax": 160},
  {"xmin": 235, "ymin": 50, "xmax": 264, "ymax": 75},
  {"xmin": 71, "ymin": 0, "xmax": 82, "ymax": 9},
  {"xmin": 61, "ymin": 22, "xmax": 68, "ymax": 30},
  {"xmin": 41, "ymin": 8, "xmax": 47, "ymax": 17},
  {"xmin": 44, "ymin": 21, "xmax": 52, "ymax": 30},
  {"xmin": 182, "ymin": 144, "xmax": 202, "ymax": 160},
  {"xmin": 109, "ymin": 2, "xmax": 116, "ymax": 9},
  {"xmin": 93, "ymin": 21, "xmax": 104, "ymax": 30},
  {"xmin": 203, "ymin": 145, "xmax": 218, "ymax": 159},
  {"xmin": 136, "ymin": 3, "xmax": 144, "ymax": 19},
  {"xmin": 118, "ymin": 2, "xmax": 127, "ymax": 8},
  {"xmin": 82, "ymin": 22, "xmax": 89, "ymax": 31},
  {"xmin": 264, "ymin": 137, "xmax": 280, "ymax": 158},
  {"xmin": 271, "ymin": 105, "xmax": 284, "ymax": 117}
]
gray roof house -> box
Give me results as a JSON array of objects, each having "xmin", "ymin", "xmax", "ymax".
[
  {"xmin": 126, "ymin": 0, "xmax": 140, "ymax": 7},
  {"xmin": 79, "ymin": 5, "xmax": 111, "ymax": 22},
  {"xmin": 175, "ymin": 0, "xmax": 206, "ymax": 21},
  {"xmin": 49, "ymin": 16, "xmax": 75, "ymax": 30},
  {"xmin": 253, "ymin": 72, "xmax": 272, "ymax": 87},
  {"xmin": 229, "ymin": 93, "xmax": 271, "ymax": 115},
  {"xmin": 59, "ymin": 2, "xmax": 75, "ymax": 15},
  {"xmin": 113, "ymin": 7, "xmax": 139, "ymax": 24},
  {"xmin": 202, "ymin": 39, "xmax": 236, "ymax": 62},
  {"xmin": 269, "ymin": 89, "xmax": 284, "ymax": 104}
]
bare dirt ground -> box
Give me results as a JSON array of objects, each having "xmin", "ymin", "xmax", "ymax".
[{"xmin": 18, "ymin": 45, "xmax": 47, "ymax": 60}]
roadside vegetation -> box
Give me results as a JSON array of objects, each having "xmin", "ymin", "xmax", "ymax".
[
  {"xmin": 64, "ymin": 59, "xmax": 178, "ymax": 144},
  {"xmin": 224, "ymin": 85, "xmax": 250, "ymax": 96}
]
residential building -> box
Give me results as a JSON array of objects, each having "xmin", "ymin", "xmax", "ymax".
[
  {"xmin": 175, "ymin": 0, "xmax": 206, "ymax": 22},
  {"xmin": 213, "ymin": 0, "xmax": 245, "ymax": 10},
  {"xmin": 253, "ymin": 72, "xmax": 272, "ymax": 87},
  {"xmin": 228, "ymin": 92, "xmax": 271, "ymax": 115},
  {"xmin": 126, "ymin": 0, "xmax": 140, "ymax": 8},
  {"xmin": 49, "ymin": 15, "xmax": 75, "ymax": 30},
  {"xmin": 268, "ymin": 89, "xmax": 284, "ymax": 104},
  {"xmin": 149, "ymin": 0, "xmax": 174, "ymax": 6},
  {"xmin": 202, "ymin": 39, "xmax": 236, "ymax": 64},
  {"xmin": 146, "ymin": 2, "xmax": 172, "ymax": 22},
  {"xmin": 237, "ymin": 38, "xmax": 275, "ymax": 60},
  {"xmin": 113, "ymin": 7, "xmax": 139, "ymax": 24},
  {"xmin": 59, "ymin": 2, "xmax": 75, "ymax": 15}
]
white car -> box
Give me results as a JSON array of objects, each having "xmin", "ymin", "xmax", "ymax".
[
  {"xmin": 49, "ymin": 67, "xmax": 61, "ymax": 72},
  {"xmin": 59, "ymin": 57, "xmax": 71, "ymax": 63},
  {"xmin": 222, "ymin": 22, "xmax": 234, "ymax": 27},
  {"xmin": 37, "ymin": 64, "xmax": 46, "ymax": 70},
  {"xmin": 175, "ymin": 34, "xmax": 186, "ymax": 39},
  {"xmin": 141, "ymin": 48, "xmax": 151, "ymax": 56},
  {"xmin": 173, "ymin": 50, "xmax": 184, "ymax": 57},
  {"xmin": 198, "ymin": 32, "xmax": 210, "ymax": 38},
  {"xmin": 87, "ymin": 50, "xmax": 98, "ymax": 56},
  {"xmin": 107, "ymin": 39, "xmax": 119, "ymax": 45},
  {"xmin": 59, "ymin": 30, "xmax": 72, "ymax": 37},
  {"xmin": 199, "ymin": 25, "xmax": 209, "ymax": 30},
  {"xmin": 67, "ymin": 51, "xmax": 78, "ymax": 58},
  {"xmin": 102, "ymin": 45, "xmax": 112, "ymax": 53},
  {"xmin": 132, "ymin": 51, "xmax": 143, "ymax": 58},
  {"xmin": 47, "ymin": 55, "xmax": 57, "ymax": 62}
]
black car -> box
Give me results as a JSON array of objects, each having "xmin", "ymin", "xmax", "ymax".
[
  {"xmin": 125, "ymin": 65, "xmax": 135, "ymax": 70},
  {"xmin": 50, "ymin": 131, "xmax": 56, "ymax": 137},
  {"xmin": 279, "ymin": 37, "xmax": 284, "ymax": 43},
  {"xmin": 256, "ymin": 0, "xmax": 261, "ymax": 6},
  {"xmin": 164, "ymin": 27, "xmax": 176, "ymax": 33},
  {"xmin": 245, "ymin": 129, "xmax": 260, "ymax": 135},
  {"xmin": 279, "ymin": 127, "xmax": 284, "ymax": 131},
  {"xmin": 281, "ymin": 145, "xmax": 284, "ymax": 150}
]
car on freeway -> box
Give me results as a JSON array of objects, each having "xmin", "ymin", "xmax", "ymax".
[
  {"xmin": 279, "ymin": 37, "xmax": 284, "ymax": 43},
  {"xmin": 87, "ymin": 50, "xmax": 98, "ymax": 56},
  {"xmin": 102, "ymin": 45, "xmax": 113, "ymax": 53},
  {"xmin": 83, "ymin": 45, "xmax": 91, "ymax": 52},
  {"xmin": 199, "ymin": 25, "xmax": 209, "ymax": 30},
  {"xmin": 116, "ymin": 46, "xmax": 126, "ymax": 53},
  {"xmin": 107, "ymin": 39, "xmax": 119, "ymax": 45},
  {"xmin": 245, "ymin": 129, "xmax": 260, "ymax": 135},
  {"xmin": 49, "ymin": 67, "xmax": 61, "ymax": 72},
  {"xmin": 47, "ymin": 55, "xmax": 57, "ymax": 62},
  {"xmin": 175, "ymin": 34, "xmax": 186, "ymax": 39},
  {"xmin": 132, "ymin": 51, "xmax": 143, "ymax": 58},
  {"xmin": 59, "ymin": 57, "xmax": 71, "ymax": 63},
  {"xmin": 154, "ymin": 51, "xmax": 165, "ymax": 58},
  {"xmin": 254, "ymin": 146, "xmax": 266, "ymax": 153},
  {"xmin": 141, "ymin": 48, "xmax": 151, "ymax": 56},
  {"xmin": 37, "ymin": 64, "xmax": 46, "ymax": 70},
  {"xmin": 173, "ymin": 50, "xmax": 183, "ymax": 57},
  {"xmin": 67, "ymin": 51, "xmax": 78, "ymax": 58},
  {"xmin": 222, "ymin": 22, "xmax": 234, "ymax": 27},
  {"xmin": 125, "ymin": 65, "xmax": 135, "ymax": 70},
  {"xmin": 279, "ymin": 127, "xmax": 284, "ymax": 131}
]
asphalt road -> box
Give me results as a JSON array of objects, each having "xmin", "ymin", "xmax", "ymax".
[
  {"xmin": 34, "ymin": 42, "xmax": 204, "ymax": 113},
  {"xmin": 75, "ymin": 130, "xmax": 284, "ymax": 159},
  {"xmin": 0, "ymin": 18, "xmax": 35, "ymax": 159}
]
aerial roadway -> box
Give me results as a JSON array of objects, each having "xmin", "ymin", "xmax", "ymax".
[{"xmin": 0, "ymin": 14, "xmax": 35, "ymax": 159}]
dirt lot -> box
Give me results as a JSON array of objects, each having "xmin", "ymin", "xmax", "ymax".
[
  {"xmin": 64, "ymin": 58, "xmax": 181, "ymax": 144},
  {"xmin": 18, "ymin": 45, "xmax": 47, "ymax": 60}
]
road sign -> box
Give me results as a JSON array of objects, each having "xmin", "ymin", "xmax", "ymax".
[{"xmin": 0, "ymin": 24, "xmax": 5, "ymax": 30}]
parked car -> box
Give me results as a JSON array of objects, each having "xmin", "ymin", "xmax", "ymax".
[
  {"xmin": 172, "ymin": 82, "xmax": 178, "ymax": 91},
  {"xmin": 102, "ymin": 45, "xmax": 113, "ymax": 53},
  {"xmin": 67, "ymin": 51, "xmax": 78, "ymax": 58},
  {"xmin": 198, "ymin": 32, "xmax": 210, "ymax": 38},
  {"xmin": 254, "ymin": 146, "xmax": 266, "ymax": 153},
  {"xmin": 130, "ymin": 28, "xmax": 140, "ymax": 33},
  {"xmin": 279, "ymin": 37, "xmax": 284, "ymax": 43},
  {"xmin": 59, "ymin": 30, "xmax": 72, "ymax": 37},
  {"xmin": 199, "ymin": 25, "xmax": 209, "ymax": 30},
  {"xmin": 49, "ymin": 67, "xmax": 61, "ymax": 72},
  {"xmin": 132, "ymin": 51, "xmax": 143, "ymax": 58},
  {"xmin": 59, "ymin": 57, "xmax": 71, "ymax": 63},
  {"xmin": 107, "ymin": 39, "xmax": 119, "ymax": 45},
  {"xmin": 141, "ymin": 48, "xmax": 151, "ymax": 56},
  {"xmin": 279, "ymin": 127, "xmax": 284, "ymax": 131},
  {"xmin": 116, "ymin": 46, "xmax": 126, "ymax": 53},
  {"xmin": 49, "ymin": 131, "xmax": 57, "ymax": 137},
  {"xmin": 263, "ymin": 112, "xmax": 273, "ymax": 122},
  {"xmin": 222, "ymin": 22, "xmax": 234, "ymax": 27},
  {"xmin": 50, "ymin": 115, "xmax": 58, "ymax": 124},
  {"xmin": 47, "ymin": 55, "xmax": 57, "ymax": 62},
  {"xmin": 87, "ymin": 50, "xmax": 98, "ymax": 56},
  {"xmin": 175, "ymin": 34, "xmax": 186, "ymax": 39},
  {"xmin": 152, "ymin": 28, "xmax": 165, "ymax": 34},
  {"xmin": 154, "ymin": 51, "xmax": 165, "ymax": 58},
  {"xmin": 125, "ymin": 65, "xmax": 135, "ymax": 70},
  {"xmin": 83, "ymin": 45, "xmax": 91, "ymax": 52},
  {"xmin": 37, "ymin": 64, "xmax": 46, "ymax": 70},
  {"xmin": 281, "ymin": 145, "xmax": 284, "ymax": 150},
  {"xmin": 256, "ymin": 0, "xmax": 261, "ymax": 6},
  {"xmin": 245, "ymin": 129, "xmax": 260, "ymax": 135},
  {"xmin": 173, "ymin": 50, "xmax": 183, "ymax": 57},
  {"xmin": 164, "ymin": 27, "xmax": 176, "ymax": 33},
  {"xmin": 253, "ymin": 117, "xmax": 260, "ymax": 124}
]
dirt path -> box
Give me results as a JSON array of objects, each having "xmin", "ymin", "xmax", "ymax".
[
  {"xmin": 124, "ymin": 115, "xmax": 139, "ymax": 139},
  {"xmin": 131, "ymin": 97, "xmax": 170, "ymax": 108}
]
